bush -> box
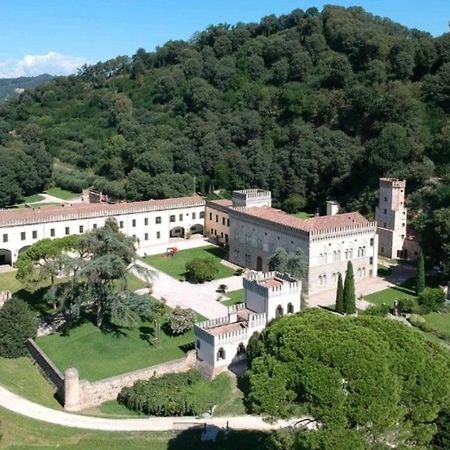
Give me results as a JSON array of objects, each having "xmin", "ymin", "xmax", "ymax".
[
  {"xmin": 363, "ymin": 304, "xmax": 390, "ymax": 316},
  {"xmin": 118, "ymin": 371, "xmax": 222, "ymax": 416},
  {"xmin": 397, "ymin": 298, "xmax": 417, "ymax": 314},
  {"xmin": 0, "ymin": 298, "xmax": 38, "ymax": 358},
  {"xmin": 168, "ymin": 307, "xmax": 195, "ymax": 335},
  {"xmin": 185, "ymin": 258, "xmax": 219, "ymax": 283},
  {"xmin": 418, "ymin": 287, "xmax": 446, "ymax": 313}
]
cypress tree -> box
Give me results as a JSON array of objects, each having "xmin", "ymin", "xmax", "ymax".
[
  {"xmin": 343, "ymin": 261, "xmax": 356, "ymax": 315},
  {"xmin": 335, "ymin": 273, "xmax": 344, "ymax": 314},
  {"xmin": 416, "ymin": 251, "xmax": 425, "ymax": 294}
]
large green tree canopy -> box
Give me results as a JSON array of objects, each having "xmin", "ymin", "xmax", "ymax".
[{"xmin": 246, "ymin": 309, "xmax": 450, "ymax": 449}]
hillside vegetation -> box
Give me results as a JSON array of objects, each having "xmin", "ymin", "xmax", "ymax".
[
  {"xmin": 0, "ymin": 6, "xmax": 449, "ymax": 270},
  {"xmin": 0, "ymin": 74, "xmax": 52, "ymax": 101}
]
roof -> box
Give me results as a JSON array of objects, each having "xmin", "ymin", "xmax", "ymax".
[
  {"xmin": 232, "ymin": 206, "xmax": 372, "ymax": 233},
  {"xmin": 206, "ymin": 199, "xmax": 233, "ymax": 209},
  {"xmin": 0, "ymin": 195, "xmax": 205, "ymax": 227},
  {"xmin": 206, "ymin": 321, "xmax": 247, "ymax": 336},
  {"xmin": 257, "ymin": 277, "xmax": 284, "ymax": 289}
]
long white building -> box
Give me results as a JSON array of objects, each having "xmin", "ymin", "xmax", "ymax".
[{"xmin": 0, "ymin": 196, "xmax": 205, "ymax": 265}]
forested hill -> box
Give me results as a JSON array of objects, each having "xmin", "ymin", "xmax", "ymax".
[
  {"xmin": 0, "ymin": 6, "xmax": 449, "ymax": 267},
  {"xmin": 0, "ymin": 74, "xmax": 52, "ymax": 102}
]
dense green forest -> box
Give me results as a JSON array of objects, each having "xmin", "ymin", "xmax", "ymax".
[
  {"xmin": 0, "ymin": 6, "xmax": 449, "ymax": 270},
  {"xmin": 0, "ymin": 74, "xmax": 52, "ymax": 102}
]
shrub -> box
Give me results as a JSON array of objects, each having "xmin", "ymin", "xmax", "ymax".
[
  {"xmin": 168, "ymin": 307, "xmax": 195, "ymax": 335},
  {"xmin": 418, "ymin": 287, "xmax": 446, "ymax": 313},
  {"xmin": 363, "ymin": 304, "xmax": 390, "ymax": 316},
  {"xmin": 185, "ymin": 258, "xmax": 219, "ymax": 283},
  {"xmin": 397, "ymin": 298, "xmax": 417, "ymax": 314},
  {"xmin": 0, "ymin": 298, "xmax": 38, "ymax": 358}
]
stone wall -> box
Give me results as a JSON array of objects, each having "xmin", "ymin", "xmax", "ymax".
[
  {"xmin": 26, "ymin": 339, "xmax": 64, "ymax": 395},
  {"xmin": 66, "ymin": 351, "xmax": 197, "ymax": 411}
]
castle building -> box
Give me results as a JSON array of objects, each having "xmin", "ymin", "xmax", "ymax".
[
  {"xmin": 0, "ymin": 196, "xmax": 205, "ymax": 265},
  {"xmin": 195, "ymin": 271, "xmax": 301, "ymax": 378},
  {"xmin": 375, "ymin": 178, "xmax": 408, "ymax": 259},
  {"xmin": 206, "ymin": 189, "xmax": 378, "ymax": 295}
]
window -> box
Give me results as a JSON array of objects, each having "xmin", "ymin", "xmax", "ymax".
[
  {"xmin": 32, "ymin": 230, "xmax": 37, "ymax": 239},
  {"xmin": 402, "ymin": 223, "xmax": 405, "ymax": 227},
  {"xmin": 156, "ymin": 216, "xmax": 161, "ymax": 224},
  {"xmin": 2, "ymin": 234, "xmax": 7, "ymax": 243},
  {"xmin": 50, "ymin": 228, "xmax": 55, "ymax": 237},
  {"xmin": 156, "ymin": 231, "xmax": 161, "ymax": 239},
  {"xmin": 209, "ymin": 212, "xmax": 212, "ymax": 220},
  {"xmin": 144, "ymin": 218, "xmax": 148, "ymax": 226},
  {"xmin": 65, "ymin": 227, "xmax": 70, "ymax": 235},
  {"xmin": 217, "ymin": 348, "xmax": 226, "ymax": 361},
  {"xmin": 79, "ymin": 225, "xmax": 84, "ymax": 233},
  {"xmin": 237, "ymin": 343, "xmax": 245, "ymax": 355},
  {"xmin": 225, "ymin": 234, "xmax": 229, "ymax": 244},
  {"xmin": 21, "ymin": 232, "xmax": 26, "ymax": 241},
  {"xmin": 287, "ymin": 303, "xmax": 294, "ymax": 314},
  {"xmin": 199, "ymin": 211, "xmax": 204, "ymax": 219},
  {"xmin": 132, "ymin": 219, "xmax": 136, "ymax": 227},
  {"xmin": 227, "ymin": 218, "xmax": 230, "ymax": 226},
  {"xmin": 383, "ymin": 222, "xmax": 387, "ymax": 228},
  {"xmin": 384, "ymin": 209, "xmax": 387, "ymax": 214},
  {"xmin": 179, "ymin": 214, "xmax": 183, "ymax": 221},
  {"xmin": 170, "ymin": 215, "xmax": 175, "ymax": 223},
  {"xmin": 196, "ymin": 340, "xmax": 201, "ymax": 349},
  {"xmin": 144, "ymin": 233, "xmax": 148, "ymax": 241},
  {"xmin": 401, "ymin": 235, "xmax": 405, "ymax": 239},
  {"xmin": 93, "ymin": 224, "xmax": 97, "ymax": 229},
  {"xmin": 370, "ymin": 238, "xmax": 374, "ymax": 246},
  {"xmin": 221, "ymin": 232, "xmax": 224, "ymax": 238},
  {"xmin": 119, "ymin": 221, "xmax": 124, "ymax": 228},
  {"xmin": 222, "ymin": 217, "xmax": 225, "ymax": 225},
  {"xmin": 370, "ymin": 257, "xmax": 373, "ymax": 265},
  {"xmin": 384, "ymin": 196, "xmax": 387, "ymax": 202},
  {"xmin": 215, "ymin": 214, "xmax": 218, "ymax": 223}
]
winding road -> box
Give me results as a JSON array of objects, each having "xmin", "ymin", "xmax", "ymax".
[{"xmin": 0, "ymin": 385, "xmax": 299, "ymax": 432}]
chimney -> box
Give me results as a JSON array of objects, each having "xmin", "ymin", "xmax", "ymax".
[{"xmin": 326, "ymin": 201, "xmax": 339, "ymax": 216}]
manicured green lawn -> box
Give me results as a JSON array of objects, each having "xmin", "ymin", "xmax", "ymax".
[
  {"xmin": 290, "ymin": 211, "xmax": 313, "ymax": 219},
  {"xmin": 423, "ymin": 312, "xmax": 450, "ymax": 337},
  {"xmin": 143, "ymin": 245, "xmax": 236, "ymax": 280},
  {"xmin": 0, "ymin": 270, "xmax": 23, "ymax": 293},
  {"xmin": 47, "ymin": 186, "xmax": 80, "ymax": 200},
  {"xmin": 0, "ymin": 356, "xmax": 62, "ymax": 409},
  {"xmin": 125, "ymin": 273, "xmax": 150, "ymax": 291},
  {"xmin": 365, "ymin": 285, "xmax": 417, "ymax": 307},
  {"xmin": 223, "ymin": 289, "xmax": 244, "ymax": 307},
  {"xmin": 37, "ymin": 316, "xmax": 196, "ymax": 381},
  {"xmin": 23, "ymin": 193, "xmax": 45, "ymax": 203}
]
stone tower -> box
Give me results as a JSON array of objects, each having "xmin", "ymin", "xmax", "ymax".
[{"xmin": 375, "ymin": 178, "xmax": 407, "ymax": 259}]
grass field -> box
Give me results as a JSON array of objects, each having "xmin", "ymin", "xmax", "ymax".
[
  {"xmin": 0, "ymin": 270, "xmax": 23, "ymax": 293},
  {"xmin": 37, "ymin": 314, "xmax": 196, "ymax": 381},
  {"xmin": 423, "ymin": 312, "xmax": 450, "ymax": 336},
  {"xmin": 23, "ymin": 193, "xmax": 45, "ymax": 203},
  {"xmin": 124, "ymin": 273, "xmax": 150, "ymax": 291},
  {"xmin": 0, "ymin": 356, "xmax": 62, "ymax": 409},
  {"xmin": 223, "ymin": 289, "xmax": 244, "ymax": 307},
  {"xmin": 365, "ymin": 284, "xmax": 417, "ymax": 307},
  {"xmin": 143, "ymin": 246, "xmax": 236, "ymax": 280},
  {"xmin": 47, "ymin": 187, "xmax": 80, "ymax": 200}
]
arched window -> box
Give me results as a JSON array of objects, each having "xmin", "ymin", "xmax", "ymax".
[
  {"xmin": 287, "ymin": 303, "xmax": 294, "ymax": 314},
  {"xmin": 332, "ymin": 273, "xmax": 337, "ymax": 283},
  {"xmin": 344, "ymin": 250, "xmax": 349, "ymax": 260},
  {"xmin": 276, "ymin": 305, "xmax": 284, "ymax": 318},
  {"xmin": 362, "ymin": 267, "xmax": 366, "ymax": 277},
  {"xmin": 237, "ymin": 343, "xmax": 245, "ymax": 355},
  {"xmin": 362, "ymin": 246, "xmax": 366, "ymax": 257},
  {"xmin": 217, "ymin": 348, "xmax": 226, "ymax": 361},
  {"xmin": 357, "ymin": 268, "xmax": 362, "ymax": 278},
  {"xmin": 319, "ymin": 275, "xmax": 323, "ymax": 286},
  {"xmin": 323, "ymin": 274, "xmax": 327, "ymax": 286},
  {"xmin": 349, "ymin": 248, "xmax": 353, "ymax": 259}
]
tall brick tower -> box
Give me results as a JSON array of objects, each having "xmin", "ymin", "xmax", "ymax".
[{"xmin": 375, "ymin": 178, "xmax": 407, "ymax": 259}]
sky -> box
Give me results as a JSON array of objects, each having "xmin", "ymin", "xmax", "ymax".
[{"xmin": 0, "ymin": 0, "xmax": 448, "ymax": 78}]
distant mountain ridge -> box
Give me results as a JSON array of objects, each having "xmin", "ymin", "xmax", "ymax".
[{"xmin": 0, "ymin": 74, "xmax": 53, "ymax": 101}]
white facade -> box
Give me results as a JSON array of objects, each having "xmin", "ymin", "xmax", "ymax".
[
  {"xmin": 375, "ymin": 178, "xmax": 407, "ymax": 259},
  {"xmin": 0, "ymin": 196, "xmax": 205, "ymax": 265},
  {"xmin": 195, "ymin": 271, "xmax": 301, "ymax": 378}
]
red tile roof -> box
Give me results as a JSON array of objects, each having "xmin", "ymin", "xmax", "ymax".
[
  {"xmin": 233, "ymin": 206, "xmax": 373, "ymax": 233},
  {"xmin": 0, "ymin": 196, "xmax": 205, "ymax": 227},
  {"xmin": 208, "ymin": 199, "xmax": 233, "ymax": 207}
]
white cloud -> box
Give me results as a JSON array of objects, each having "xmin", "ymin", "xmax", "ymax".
[{"xmin": 0, "ymin": 51, "xmax": 89, "ymax": 78}]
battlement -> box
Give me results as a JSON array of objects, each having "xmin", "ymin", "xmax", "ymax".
[
  {"xmin": 380, "ymin": 178, "xmax": 406, "ymax": 189},
  {"xmin": 232, "ymin": 189, "xmax": 271, "ymax": 208},
  {"xmin": 243, "ymin": 271, "xmax": 301, "ymax": 297}
]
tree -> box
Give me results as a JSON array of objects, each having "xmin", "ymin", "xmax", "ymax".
[
  {"xmin": 246, "ymin": 309, "xmax": 450, "ymax": 448},
  {"xmin": 150, "ymin": 299, "xmax": 166, "ymax": 346},
  {"xmin": 168, "ymin": 307, "xmax": 195, "ymax": 335},
  {"xmin": 185, "ymin": 258, "xmax": 219, "ymax": 283},
  {"xmin": 418, "ymin": 287, "xmax": 446, "ymax": 313},
  {"xmin": 269, "ymin": 248, "xmax": 289, "ymax": 272},
  {"xmin": 335, "ymin": 273, "xmax": 344, "ymax": 314},
  {"xmin": 282, "ymin": 194, "xmax": 306, "ymax": 213},
  {"xmin": 416, "ymin": 251, "xmax": 425, "ymax": 294},
  {"xmin": 343, "ymin": 261, "xmax": 356, "ymax": 314},
  {"xmin": 0, "ymin": 298, "xmax": 37, "ymax": 358}
]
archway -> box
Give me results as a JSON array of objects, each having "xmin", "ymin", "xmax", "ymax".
[
  {"xmin": 287, "ymin": 303, "xmax": 294, "ymax": 314},
  {"xmin": 189, "ymin": 224, "xmax": 203, "ymax": 235},
  {"xmin": 237, "ymin": 343, "xmax": 245, "ymax": 355},
  {"xmin": 170, "ymin": 226, "xmax": 185, "ymax": 238},
  {"xmin": 276, "ymin": 305, "xmax": 284, "ymax": 318},
  {"xmin": 256, "ymin": 256, "xmax": 263, "ymax": 271},
  {"xmin": 217, "ymin": 348, "xmax": 226, "ymax": 361},
  {"xmin": 0, "ymin": 249, "xmax": 12, "ymax": 265}
]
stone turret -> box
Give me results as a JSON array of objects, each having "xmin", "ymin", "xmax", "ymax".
[{"xmin": 232, "ymin": 189, "xmax": 271, "ymax": 208}]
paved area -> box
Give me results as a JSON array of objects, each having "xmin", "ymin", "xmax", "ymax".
[
  {"xmin": 132, "ymin": 258, "xmax": 242, "ymax": 319},
  {"xmin": 138, "ymin": 235, "xmax": 210, "ymax": 257},
  {"xmin": 0, "ymin": 385, "xmax": 307, "ymax": 432}
]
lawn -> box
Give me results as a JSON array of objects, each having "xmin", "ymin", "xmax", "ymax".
[
  {"xmin": 37, "ymin": 315, "xmax": 196, "ymax": 381},
  {"xmin": 290, "ymin": 211, "xmax": 313, "ymax": 219},
  {"xmin": 0, "ymin": 356, "xmax": 61, "ymax": 409},
  {"xmin": 223, "ymin": 289, "xmax": 244, "ymax": 307},
  {"xmin": 365, "ymin": 284, "xmax": 417, "ymax": 307},
  {"xmin": 143, "ymin": 245, "xmax": 236, "ymax": 280},
  {"xmin": 23, "ymin": 193, "xmax": 45, "ymax": 203},
  {"xmin": 125, "ymin": 273, "xmax": 150, "ymax": 291},
  {"xmin": 0, "ymin": 407, "xmax": 268, "ymax": 450},
  {"xmin": 423, "ymin": 312, "xmax": 450, "ymax": 337},
  {"xmin": 0, "ymin": 270, "xmax": 23, "ymax": 293},
  {"xmin": 46, "ymin": 186, "xmax": 80, "ymax": 200}
]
